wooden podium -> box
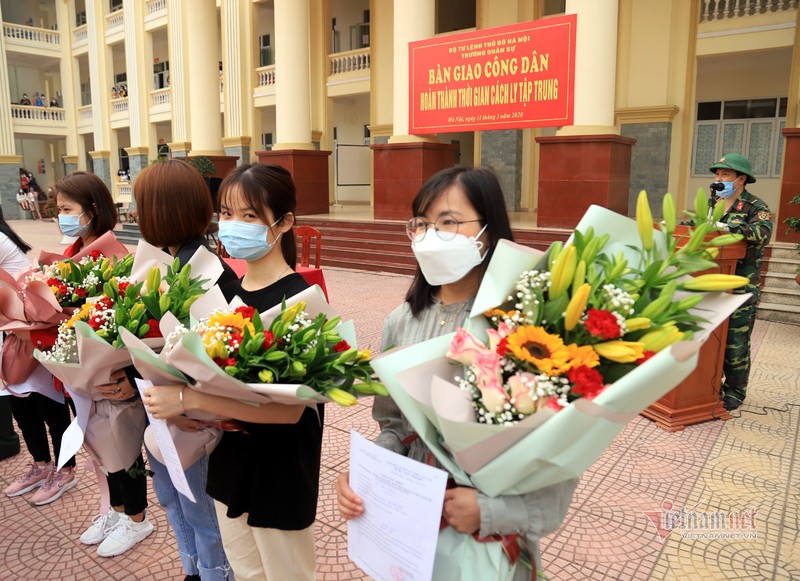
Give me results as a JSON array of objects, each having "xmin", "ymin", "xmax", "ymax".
[{"xmin": 640, "ymin": 228, "xmax": 746, "ymax": 431}]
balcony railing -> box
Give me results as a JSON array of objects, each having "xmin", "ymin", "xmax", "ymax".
[
  {"xmin": 77, "ymin": 104, "xmax": 93, "ymax": 129},
  {"xmin": 256, "ymin": 65, "xmax": 276, "ymax": 87},
  {"xmin": 106, "ymin": 9, "xmax": 125, "ymax": 34},
  {"xmin": 150, "ymin": 87, "xmax": 171, "ymax": 109},
  {"xmin": 11, "ymin": 104, "xmax": 65, "ymax": 122},
  {"xmin": 72, "ymin": 24, "xmax": 88, "ymax": 46},
  {"xmin": 111, "ymin": 97, "xmax": 129, "ymax": 116},
  {"xmin": 700, "ymin": 0, "xmax": 798, "ymax": 21},
  {"xmin": 329, "ymin": 48, "xmax": 371, "ymax": 75},
  {"xmin": 146, "ymin": 0, "xmax": 167, "ymax": 17},
  {"xmin": 2, "ymin": 22, "xmax": 60, "ymax": 49}
]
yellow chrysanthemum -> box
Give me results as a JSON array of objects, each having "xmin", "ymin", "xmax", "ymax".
[
  {"xmin": 506, "ymin": 326, "xmax": 572, "ymax": 376},
  {"xmin": 62, "ymin": 302, "xmax": 93, "ymax": 330},
  {"xmin": 207, "ymin": 312, "xmax": 255, "ymax": 337},
  {"xmin": 565, "ymin": 343, "xmax": 600, "ymax": 369},
  {"xmin": 484, "ymin": 307, "xmax": 518, "ymax": 320}
]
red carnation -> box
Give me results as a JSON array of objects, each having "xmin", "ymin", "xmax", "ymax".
[
  {"xmin": 74, "ymin": 288, "xmax": 87, "ymax": 297},
  {"xmin": 88, "ymin": 250, "xmax": 103, "ymax": 260},
  {"xmin": 224, "ymin": 357, "xmax": 236, "ymax": 367},
  {"xmin": 143, "ymin": 319, "xmax": 162, "ymax": 339},
  {"xmin": 46, "ymin": 277, "xmax": 60, "ymax": 286},
  {"xmin": 636, "ymin": 350, "xmax": 656, "ymax": 365},
  {"xmin": 262, "ymin": 330, "xmax": 275, "ymax": 349},
  {"xmin": 88, "ymin": 316, "xmax": 103, "ymax": 330},
  {"xmin": 229, "ymin": 333, "xmax": 243, "ymax": 347},
  {"xmin": 333, "ymin": 340, "xmax": 351, "ymax": 353},
  {"xmin": 567, "ymin": 365, "xmax": 605, "ymax": 399},
  {"xmin": 584, "ymin": 308, "xmax": 622, "ymax": 340},
  {"xmin": 496, "ymin": 337, "xmax": 510, "ymax": 357},
  {"xmin": 234, "ymin": 305, "xmax": 256, "ymax": 321},
  {"xmin": 118, "ymin": 281, "xmax": 131, "ymax": 296}
]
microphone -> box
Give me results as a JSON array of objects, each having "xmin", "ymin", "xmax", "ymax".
[{"xmin": 709, "ymin": 182, "xmax": 724, "ymax": 192}]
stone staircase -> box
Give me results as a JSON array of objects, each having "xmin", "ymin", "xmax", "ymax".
[{"xmin": 758, "ymin": 242, "xmax": 800, "ymax": 325}]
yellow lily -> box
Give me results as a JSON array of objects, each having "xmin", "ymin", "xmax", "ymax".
[
  {"xmin": 636, "ymin": 190, "xmax": 654, "ymax": 250},
  {"xmin": 639, "ymin": 326, "xmax": 684, "ymax": 353},
  {"xmin": 593, "ymin": 340, "xmax": 645, "ymax": 363},
  {"xmin": 682, "ymin": 274, "xmax": 749, "ymax": 291},
  {"xmin": 564, "ymin": 283, "xmax": 591, "ymax": 331},
  {"xmin": 623, "ymin": 317, "xmax": 651, "ymax": 332}
]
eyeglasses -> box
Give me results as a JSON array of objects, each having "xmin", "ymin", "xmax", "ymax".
[{"xmin": 405, "ymin": 216, "xmax": 483, "ymax": 242}]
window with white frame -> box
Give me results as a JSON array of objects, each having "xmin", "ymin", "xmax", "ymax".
[{"xmin": 692, "ymin": 97, "xmax": 787, "ymax": 178}]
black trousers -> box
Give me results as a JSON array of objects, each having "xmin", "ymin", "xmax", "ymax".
[
  {"xmin": 0, "ymin": 396, "xmax": 20, "ymax": 457},
  {"xmin": 9, "ymin": 392, "xmax": 76, "ymax": 468},
  {"xmin": 107, "ymin": 454, "xmax": 148, "ymax": 516}
]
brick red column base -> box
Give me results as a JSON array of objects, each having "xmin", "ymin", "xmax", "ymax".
[
  {"xmin": 372, "ymin": 142, "xmax": 458, "ymax": 220},
  {"xmin": 255, "ymin": 150, "xmax": 332, "ymax": 215},
  {"xmin": 535, "ymin": 134, "xmax": 636, "ymax": 229},
  {"xmin": 778, "ymin": 128, "xmax": 800, "ymax": 244}
]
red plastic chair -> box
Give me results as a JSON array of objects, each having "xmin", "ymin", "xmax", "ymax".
[{"xmin": 295, "ymin": 225, "xmax": 322, "ymax": 268}]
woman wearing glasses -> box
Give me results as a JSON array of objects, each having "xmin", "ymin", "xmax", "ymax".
[{"xmin": 336, "ymin": 166, "xmax": 577, "ymax": 578}]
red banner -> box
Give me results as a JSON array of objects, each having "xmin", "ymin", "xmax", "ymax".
[{"xmin": 409, "ymin": 15, "xmax": 576, "ymax": 135}]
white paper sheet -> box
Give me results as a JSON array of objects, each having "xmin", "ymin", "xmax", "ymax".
[
  {"xmin": 348, "ymin": 430, "xmax": 447, "ymax": 581},
  {"xmin": 57, "ymin": 386, "xmax": 92, "ymax": 470},
  {"xmin": 134, "ymin": 378, "xmax": 196, "ymax": 503}
]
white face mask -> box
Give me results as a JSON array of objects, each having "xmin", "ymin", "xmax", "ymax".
[{"xmin": 411, "ymin": 225, "xmax": 488, "ymax": 286}]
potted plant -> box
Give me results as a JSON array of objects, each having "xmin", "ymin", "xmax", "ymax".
[
  {"xmin": 784, "ymin": 194, "xmax": 800, "ymax": 285},
  {"xmin": 184, "ymin": 155, "xmax": 217, "ymax": 179}
]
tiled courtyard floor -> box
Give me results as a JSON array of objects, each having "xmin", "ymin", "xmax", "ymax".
[{"xmin": 2, "ymin": 219, "xmax": 799, "ymax": 580}]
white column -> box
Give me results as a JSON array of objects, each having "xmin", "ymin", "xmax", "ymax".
[
  {"xmin": 85, "ymin": 0, "xmax": 111, "ymax": 151},
  {"xmin": 56, "ymin": 0, "xmax": 78, "ymax": 158},
  {"xmin": 557, "ymin": 0, "xmax": 619, "ymax": 136},
  {"xmin": 186, "ymin": 0, "xmax": 224, "ymax": 156},
  {"xmin": 122, "ymin": 0, "xmax": 151, "ymax": 150},
  {"xmin": 273, "ymin": 0, "xmax": 313, "ymax": 150},
  {"xmin": 221, "ymin": 0, "xmax": 252, "ymax": 140},
  {"xmin": 389, "ymin": 0, "xmax": 435, "ymax": 143},
  {"xmin": 0, "ymin": 2, "xmax": 16, "ymax": 156},
  {"xmin": 168, "ymin": 0, "xmax": 190, "ymax": 150}
]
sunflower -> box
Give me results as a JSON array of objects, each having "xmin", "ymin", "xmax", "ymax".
[
  {"xmin": 208, "ymin": 311, "xmax": 256, "ymax": 337},
  {"xmin": 506, "ymin": 326, "xmax": 573, "ymax": 376}
]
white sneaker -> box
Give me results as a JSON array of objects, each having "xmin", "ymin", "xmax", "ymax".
[
  {"xmin": 80, "ymin": 509, "xmax": 122, "ymax": 545},
  {"xmin": 96, "ymin": 513, "xmax": 154, "ymax": 557}
]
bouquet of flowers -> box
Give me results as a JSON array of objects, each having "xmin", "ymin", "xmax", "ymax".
[
  {"xmin": 149, "ymin": 284, "xmax": 386, "ymax": 408},
  {"xmin": 371, "ymin": 193, "xmax": 751, "ymax": 580},
  {"xmin": 0, "ymin": 232, "xmax": 131, "ymax": 387},
  {"xmin": 33, "ymin": 241, "xmax": 223, "ymax": 475},
  {"xmin": 36, "ymin": 256, "xmax": 214, "ymax": 394},
  {"xmin": 447, "ymin": 191, "xmax": 748, "ymax": 425}
]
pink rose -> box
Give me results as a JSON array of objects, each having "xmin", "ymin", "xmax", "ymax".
[
  {"xmin": 507, "ymin": 372, "xmax": 538, "ymax": 415},
  {"xmin": 447, "ymin": 327, "xmax": 489, "ymax": 366},
  {"xmin": 486, "ymin": 321, "xmax": 512, "ymax": 352},
  {"xmin": 472, "ymin": 351, "xmax": 508, "ymax": 412},
  {"xmin": 546, "ymin": 396, "xmax": 564, "ymax": 412}
]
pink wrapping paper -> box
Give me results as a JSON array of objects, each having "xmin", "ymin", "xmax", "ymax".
[{"xmin": 37, "ymin": 230, "xmax": 130, "ymax": 266}]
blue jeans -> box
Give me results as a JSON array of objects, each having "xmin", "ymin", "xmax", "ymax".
[{"xmin": 148, "ymin": 450, "xmax": 233, "ymax": 580}]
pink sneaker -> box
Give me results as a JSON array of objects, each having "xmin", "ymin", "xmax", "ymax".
[
  {"xmin": 30, "ymin": 466, "xmax": 77, "ymax": 505},
  {"xmin": 4, "ymin": 461, "xmax": 52, "ymax": 497}
]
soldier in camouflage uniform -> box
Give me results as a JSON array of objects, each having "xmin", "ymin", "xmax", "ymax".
[{"xmin": 709, "ymin": 153, "xmax": 773, "ymax": 410}]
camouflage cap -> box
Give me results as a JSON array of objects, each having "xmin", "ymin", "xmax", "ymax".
[{"xmin": 709, "ymin": 153, "xmax": 756, "ymax": 184}]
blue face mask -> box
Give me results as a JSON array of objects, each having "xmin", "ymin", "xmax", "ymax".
[
  {"xmin": 712, "ymin": 180, "xmax": 737, "ymax": 199},
  {"xmin": 218, "ymin": 219, "xmax": 282, "ymax": 261},
  {"xmin": 58, "ymin": 212, "xmax": 90, "ymax": 237}
]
